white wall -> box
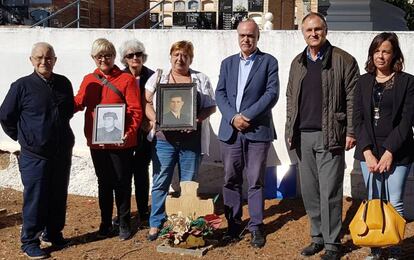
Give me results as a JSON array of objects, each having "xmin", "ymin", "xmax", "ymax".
[{"xmin": 1, "ymin": 28, "xmax": 414, "ymax": 197}]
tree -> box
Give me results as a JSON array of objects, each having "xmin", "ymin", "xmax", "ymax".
[{"xmin": 383, "ymin": 0, "xmax": 414, "ymax": 30}]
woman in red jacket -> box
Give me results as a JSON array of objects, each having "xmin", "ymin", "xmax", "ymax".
[{"xmin": 74, "ymin": 38, "xmax": 142, "ymax": 241}]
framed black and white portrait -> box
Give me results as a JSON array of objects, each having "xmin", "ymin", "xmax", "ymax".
[
  {"xmin": 92, "ymin": 104, "xmax": 126, "ymax": 144},
  {"xmin": 156, "ymin": 83, "xmax": 197, "ymax": 131}
]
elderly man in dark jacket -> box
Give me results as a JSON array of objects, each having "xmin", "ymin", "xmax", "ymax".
[
  {"xmin": 285, "ymin": 13, "xmax": 359, "ymax": 260},
  {"xmin": 0, "ymin": 42, "xmax": 74, "ymax": 259}
]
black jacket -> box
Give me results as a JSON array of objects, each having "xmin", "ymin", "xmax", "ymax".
[
  {"xmin": 353, "ymin": 72, "xmax": 414, "ymax": 165},
  {"xmin": 123, "ymin": 65, "xmax": 155, "ymax": 95},
  {"xmin": 0, "ymin": 72, "xmax": 74, "ymax": 158}
]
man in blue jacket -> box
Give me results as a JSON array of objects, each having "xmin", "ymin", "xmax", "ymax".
[
  {"xmin": 0, "ymin": 42, "xmax": 74, "ymax": 259},
  {"xmin": 215, "ymin": 19, "xmax": 279, "ymax": 248}
]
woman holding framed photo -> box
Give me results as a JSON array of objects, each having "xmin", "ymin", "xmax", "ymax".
[
  {"xmin": 144, "ymin": 40, "xmax": 216, "ymax": 241},
  {"xmin": 74, "ymin": 38, "xmax": 142, "ymax": 241}
]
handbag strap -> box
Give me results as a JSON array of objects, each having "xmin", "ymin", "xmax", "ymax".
[
  {"xmin": 94, "ymin": 74, "xmax": 126, "ymax": 103},
  {"xmin": 362, "ymin": 173, "xmax": 387, "ymax": 233},
  {"xmin": 380, "ymin": 173, "xmax": 386, "ymax": 201},
  {"xmin": 379, "ymin": 174, "xmax": 386, "ymax": 233},
  {"xmin": 156, "ymin": 69, "xmax": 163, "ymax": 85}
]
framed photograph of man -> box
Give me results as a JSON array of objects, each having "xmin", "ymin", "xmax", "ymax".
[
  {"xmin": 156, "ymin": 83, "xmax": 197, "ymax": 131},
  {"xmin": 92, "ymin": 104, "xmax": 126, "ymax": 144}
]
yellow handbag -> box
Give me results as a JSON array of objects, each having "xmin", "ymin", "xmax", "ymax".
[{"xmin": 349, "ymin": 175, "xmax": 406, "ymax": 247}]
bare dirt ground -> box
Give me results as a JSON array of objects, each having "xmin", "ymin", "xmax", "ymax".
[{"xmin": 1, "ymin": 187, "xmax": 414, "ymax": 260}]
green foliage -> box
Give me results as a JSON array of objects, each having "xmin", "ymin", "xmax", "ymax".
[{"xmin": 383, "ymin": 0, "xmax": 414, "ymax": 30}]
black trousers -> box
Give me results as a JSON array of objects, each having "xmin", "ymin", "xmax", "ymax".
[
  {"xmin": 131, "ymin": 134, "xmax": 152, "ymax": 218},
  {"xmin": 19, "ymin": 149, "xmax": 72, "ymax": 251},
  {"xmin": 90, "ymin": 148, "xmax": 133, "ymax": 229}
]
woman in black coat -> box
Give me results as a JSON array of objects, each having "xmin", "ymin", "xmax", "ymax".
[
  {"xmin": 353, "ymin": 32, "xmax": 414, "ymax": 260},
  {"xmin": 119, "ymin": 39, "xmax": 154, "ymax": 224}
]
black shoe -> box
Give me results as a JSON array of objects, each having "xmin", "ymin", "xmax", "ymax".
[
  {"xmin": 222, "ymin": 223, "xmax": 242, "ymax": 242},
  {"xmin": 301, "ymin": 242, "xmax": 325, "ymax": 256},
  {"xmin": 23, "ymin": 246, "xmax": 49, "ymax": 259},
  {"xmin": 139, "ymin": 212, "xmax": 149, "ymax": 222},
  {"xmin": 365, "ymin": 247, "xmax": 382, "ymax": 260},
  {"xmin": 97, "ymin": 224, "xmax": 113, "ymax": 239},
  {"xmin": 40, "ymin": 233, "xmax": 70, "ymax": 248},
  {"xmin": 250, "ymin": 230, "xmax": 266, "ymax": 248},
  {"xmin": 119, "ymin": 226, "xmax": 132, "ymax": 241},
  {"xmin": 222, "ymin": 231, "xmax": 241, "ymax": 242},
  {"xmin": 39, "ymin": 233, "xmax": 52, "ymax": 247},
  {"xmin": 364, "ymin": 254, "xmax": 382, "ymax": 260},
  {"xmin": 112, "ymin": 216, "xmax": 120, "ymax": 227},
  {"xmin": 138, "ymin": 213, "xmax": 150, "ymax": 228},
  {"xmin": 147, "ymin": 228, "xmax": 159, "ymax": 241},
  {"xmin": 321, "ymin": 250, "xmax": 341, "ymax": 260}
]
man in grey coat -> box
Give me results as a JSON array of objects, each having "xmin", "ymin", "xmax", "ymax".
[{"xmin": 285, "ymin": 12, "xmax": 359, "ymax": 260}]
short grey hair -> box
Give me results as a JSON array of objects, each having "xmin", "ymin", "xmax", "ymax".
[
  {"xmin": 31, "ymin": 42, "xmax": 55, "ymax": 57},
  {"xmin": 119, "ymin": 39, "xmax": 148, "ymax": 66},
  {"xmin": 237, "ymin": 18, "xmax": 260, "ymax": 37}
]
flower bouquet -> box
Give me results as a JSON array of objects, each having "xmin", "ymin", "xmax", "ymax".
[{"xmin": 159, "ymin": 212, "xmax": 222, "ymax": 249}]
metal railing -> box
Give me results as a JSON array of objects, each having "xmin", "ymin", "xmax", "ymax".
[
  {"xmin": 0, "ymin": 3, "xmax": 25, "ymax": 25},
  {"xmin": 122, "ymin": 0, "xmax": 165, "ymax": 29},
  {"xmin": 31, "ymin": 0, "xmax": 81, "ymax": 28}
]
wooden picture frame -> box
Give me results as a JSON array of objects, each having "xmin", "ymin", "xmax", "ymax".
[{"xmin": 156, "ymin": 83, "xmax": 197, "ymax": 131}]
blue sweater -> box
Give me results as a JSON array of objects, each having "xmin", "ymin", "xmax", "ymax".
[{"xmin": 0, "ymin": 72, "xmax": 75, "ymax": 158}]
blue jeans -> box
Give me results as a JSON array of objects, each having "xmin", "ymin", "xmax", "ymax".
[
  {"xmin": 360, "ymin": 162, "xmax": 410, "ymax": 216},
  {"xmin": 149, "ymin": 139, "xmax": 201, "ymax": 228}
]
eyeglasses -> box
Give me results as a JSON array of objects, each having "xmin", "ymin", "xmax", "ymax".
[
  {"xmin": 32, "ymin": 56, "xmax": 55, "ymax": 63},
  {"xmin": 125, "ymin": 52, "xmax": 143, "ymax": 59},
  {"xmin": 94, "ymin": 54, "xmax": 113, "ymax": 60}
]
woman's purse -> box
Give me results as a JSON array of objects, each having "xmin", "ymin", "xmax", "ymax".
[{"xmin": 349, "ymin": 174, "xmax": 406, "ymax": 247}]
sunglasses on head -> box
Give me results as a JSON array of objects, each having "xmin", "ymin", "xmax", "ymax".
[{"xmin": 125, "ymin": 52, "xmax": 143, "ymax": 59}]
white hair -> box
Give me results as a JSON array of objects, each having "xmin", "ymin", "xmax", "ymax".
[
  {"xmin": 31, "ymin": 42, "xmax": 55, "ymax": 57},
  {"xmin": 119, "ymin": 39, "xmax": 148, "ymax": 66}
]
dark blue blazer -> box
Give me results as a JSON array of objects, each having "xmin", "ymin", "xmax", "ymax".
[{"xmin": 215, "ymin": 49, "xmax": 279, "ymax": 142}]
